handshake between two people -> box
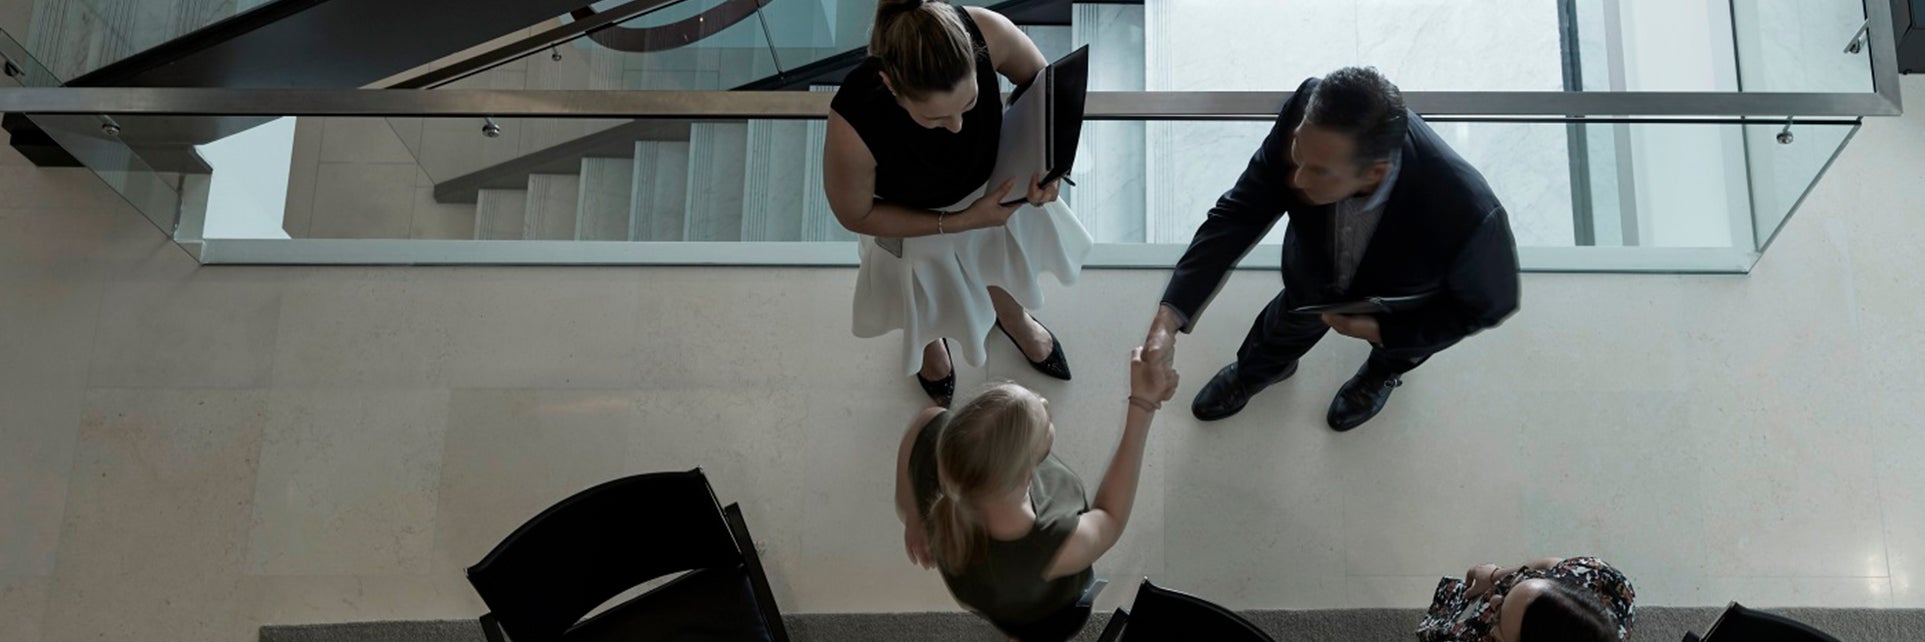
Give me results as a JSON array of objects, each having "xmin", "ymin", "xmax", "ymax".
[{"xmin": 1127, "ymin": 345, "xmax": 1180, "ymax": 408}]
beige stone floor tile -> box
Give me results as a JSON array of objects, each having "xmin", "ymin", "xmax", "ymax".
[
  {"xmin": 42, "ymin": 389, "xmax": 266, "ymax": 642},
  {"xmin": 0, "ymin": 386, "xmax": 82, "ymax": 577},
  {"xmin": 430, "ymin": 389, "xmax": 633, "ymax": 575},
  {"xmin": 247, "ymin": 389, "xmax": 449, "ymax": 576},
  {"xmin": 0, "ymin": 576, "xmax": 48, "ymax": 642}
]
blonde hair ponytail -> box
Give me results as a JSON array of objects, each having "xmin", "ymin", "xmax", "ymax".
[
  {"xmin": 927, "ymin": 490, "xmax": 979, "ymax": 574},
  {"xmin": 925, "ymin": 383, "xmax": 1050, "ymax": 574},
  {"xmin": 869, "ymin": 0, "xmax": 976, "ymax": 101}
]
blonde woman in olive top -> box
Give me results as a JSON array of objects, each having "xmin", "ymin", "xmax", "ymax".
[{"xmin": 893, "ymin": 350, "xmax": 1177, "ymax": 641}]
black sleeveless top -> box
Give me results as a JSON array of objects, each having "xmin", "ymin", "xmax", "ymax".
[{"xmin": 829, "ymin": 3, "xmax": 1002, "ymax": 210}]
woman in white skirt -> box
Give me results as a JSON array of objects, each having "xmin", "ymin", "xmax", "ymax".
[{"xmin": 823, "ymin": 0, "xmax": 1093, "ymax": 406}]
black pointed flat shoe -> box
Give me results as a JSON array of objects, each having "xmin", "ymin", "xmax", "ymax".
[
  {"xmin": 916, "ymin": 339, "xmax": 956, "ymax": 407},
  {"xmin": 997, "ymin": 318, "xmax": 1071, "ymax": 381}
]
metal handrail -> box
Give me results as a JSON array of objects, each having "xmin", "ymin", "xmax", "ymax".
[{"xmin": 0, "ymin": 87, "xmax": 1895, "ymax": 120}]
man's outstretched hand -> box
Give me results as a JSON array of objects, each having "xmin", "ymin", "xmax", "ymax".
[{"xmin": 1321, "ymin": 313, "xmax": 1382, "ymax": 345}]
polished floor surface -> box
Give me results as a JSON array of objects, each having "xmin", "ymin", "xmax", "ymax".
[{"xmin": 2, "ymin": 79, "xmax": 1923, "ymax": 642}]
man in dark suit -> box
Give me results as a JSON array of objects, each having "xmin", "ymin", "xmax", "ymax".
[{"xmin": 1141, "ymin": 67, "xmax": 1520, "ymax": 431}]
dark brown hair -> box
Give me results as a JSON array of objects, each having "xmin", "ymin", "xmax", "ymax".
[
  {"xmin": 1519, "ymin": 580, "xmax": 1618, "ymax": 642},
  {"xmin": 1305, "ymin": 66, "xmax": 1409, "ymax": 173},
  {"xmin": 869, "ymin": 0, "xmax": 977, "ymax": 102}
]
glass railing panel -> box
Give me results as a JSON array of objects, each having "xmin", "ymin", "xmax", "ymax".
[
  {"xmin": 396, "ymin": 113, "xmax": 639, "ymax": 188},
  {"xmin": 420, "ymin": 0, "xmax": 784, "ymax": 92},
  {"xmin": 1743, "ymin": 119, "xmax": 1859, "ymax": 252},
  {"xmin": 26, "ymin": 113, "xmax": 184, "ymax": 236},
  {"xmin": 151, "ymin": 110, "xmax": 1854, "ymax": 277},
  {"xmin": 0, "ymin": 17, "xmax": 60, "ymax": 87},
  {"xmin": 0, "ymin": 27, "xmax": 180, "ymax": 235},
  {"xmin": 821, "ymin": 0, "xmax": 1000, "ymax": 62},
  {"xmin": 390, "ymin": 0, "xmax": 781, "ymax": 184},
  {"xmin": 1730, "ymin": 0, "xmax": 1875, "ymax": 93},
  {"xmin": 1150, "ymin": 0, "xmax": 1878, "ymax": 93},
  {"xmin": 18, "ymin": 0, "xmax": 280, "ymax": 82},
  {"xmin": 1143, "ymin": 118, "xmax": 1857, "ymax": 266},
  {"xmin": 184, "ymin": 115, "xmax": 910, "ymax": 244},
  {"xmin": 1146, "ymin": 119, "xmax": 1594, "ymax": 248}
]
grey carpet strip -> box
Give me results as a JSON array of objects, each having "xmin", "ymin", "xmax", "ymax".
[{"xmin": 262, "ymin": 607, "xmax": 1925, "ymax": 642}]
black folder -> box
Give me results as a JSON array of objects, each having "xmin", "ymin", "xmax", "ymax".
[{"xmin": 1289, "ymin": 292, "xmax": 1438, "ymax": 315}]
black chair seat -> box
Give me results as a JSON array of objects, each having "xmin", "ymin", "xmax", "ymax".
[
  {"xmin": 1097, "ymin": 579, "xmax": 1274, "ymax": 642},
  {"xmin": 1687, "ymin": 602, "xmax": 1843, "ymax": 642},
  {"xmin": 568, "ymin": 565, "xmax": 774, "ymax": 642}
]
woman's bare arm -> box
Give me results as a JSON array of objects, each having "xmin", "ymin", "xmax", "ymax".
[{"xmin": 967, "ymin": 7, "xmax": 1049, "ymax": 86}]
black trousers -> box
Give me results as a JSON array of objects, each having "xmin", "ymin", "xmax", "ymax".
[{"xmin": 1234, "ymin": 288, "xmax": 1458, "ymax": 385}]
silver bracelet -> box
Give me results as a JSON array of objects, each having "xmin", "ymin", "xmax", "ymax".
[{"xmin": 937, "ymin": 212, "xmax": 946, "ymax": 235}]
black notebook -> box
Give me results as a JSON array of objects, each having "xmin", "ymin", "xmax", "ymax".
[
  {"xmin": 1289, "ymin": 292, "xmax": 1438, "ymax": 315},
  {"xmin": 988, "ymin": 45, "xmax": 1090, "ymax": 206}
]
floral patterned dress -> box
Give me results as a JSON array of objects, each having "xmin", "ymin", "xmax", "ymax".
[{"xmin": 1416, "ymin": 557, "xmax": 1636, "ymax": 642}]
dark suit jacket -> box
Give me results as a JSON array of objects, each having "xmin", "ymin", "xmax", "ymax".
[{"xmin": 1160, "ymin": 77, "xmax": 1522, "ymax": 354}]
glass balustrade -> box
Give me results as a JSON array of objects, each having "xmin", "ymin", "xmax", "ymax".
[
  {"xmin": 20, "ymin": 110, "xmax": 1852, "ymax": 274},
  {"xmin": 0, "ymin": 0, "xmax": 1891, "ymax": 273}
]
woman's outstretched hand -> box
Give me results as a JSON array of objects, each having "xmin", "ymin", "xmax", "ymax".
[{"xmin": 1129, "ymin": 346, "xmax": 1179, "ymax": 404}]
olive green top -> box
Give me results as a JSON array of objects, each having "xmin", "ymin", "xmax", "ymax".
[{"xmin": 910, "ymin": 411, "xmax": 1094, "ymax": 629}]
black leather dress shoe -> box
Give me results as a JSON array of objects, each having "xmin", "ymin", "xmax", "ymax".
[
  {"xmin": 916, "ymin": 339, "xmax": 956, "ymax": 407},
  {"xmin": 998, "ymin": 318, "xmax": 1071, "ymax": 381},
  {"xmin": 1191, "ymin": 361, "xmax": 1297, "ymax": 421},
  {"xmin": 1326, "ymin": 364, "xmax": 1403, "ymax": 432}
]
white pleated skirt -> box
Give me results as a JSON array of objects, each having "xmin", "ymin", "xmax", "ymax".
[{"xmin": 852, "ymin": 185, "xmax": 1094, "ymax": 376}]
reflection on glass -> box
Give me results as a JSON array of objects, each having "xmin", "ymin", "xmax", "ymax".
[
  {"xmin": 390, "ymin": 0, "xmax": 789, "ymax": 185},
  {"xmin": 263, "ymin": 117, "xmax": 854, "ymax": 243},
  {"xmin": 27, "ymin": 114, "xmax": 183, "ymax": 236},
  {"xmin": 1144, "ymin": 118, "xmax": 1856, "ymax": 258},
  {"xmin": 175, "ymin": 111, "xmax": 1854, "ymax": 274},
  {"xmin": 1731, "ymin": 0, "xmax": 1873, "ymax": 93},
  {"xmin": 20, "ymin": 0, "xmax": 275, "ymax": 81},
  {"xmin": 1144, "ymin": 0, "xmax": 1875, "ymax": 93}
]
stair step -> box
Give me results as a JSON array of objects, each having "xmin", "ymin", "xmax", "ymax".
[
  {"xmin": 524, "ymin": 174, "xmax": 581, "ymax": 240},
  {"xmin": 577, "ymin": 157, "xmax": 635, "ymax": 241},
  {"xmin": 632, "ymin": 140, "xmax": 691, "ymax": 241},
  {"xmin": 684, "ymin": 122, "xmax": 749, "ymax": 242},
  {"xmin": 742, "ymin": 120, "xmax": 810, "ymax": 241},
  {"xmin": 475, "ymin": 188, "xmax": 529, "ymax": 240}
]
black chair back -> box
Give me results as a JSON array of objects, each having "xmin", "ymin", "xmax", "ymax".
[
  {"xmin": 467, "ymin": 469, "xmax": 747, "ymax": 642},
  {"xmin": 1094, "ymin": 608, "xmax": 1129, "ymax": 642},
  {"xmin": 1692, "ymin": 602, "xmax": 1844, "ymax": 642},
  {"xmin": 1106, "ymin": 579, "xmax": 1275, "ymax": 642}
]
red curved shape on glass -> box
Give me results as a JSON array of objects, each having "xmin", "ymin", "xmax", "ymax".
[{"xmin": 571, "ymin": 0, "xmax": 776, "ymax": 53}]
